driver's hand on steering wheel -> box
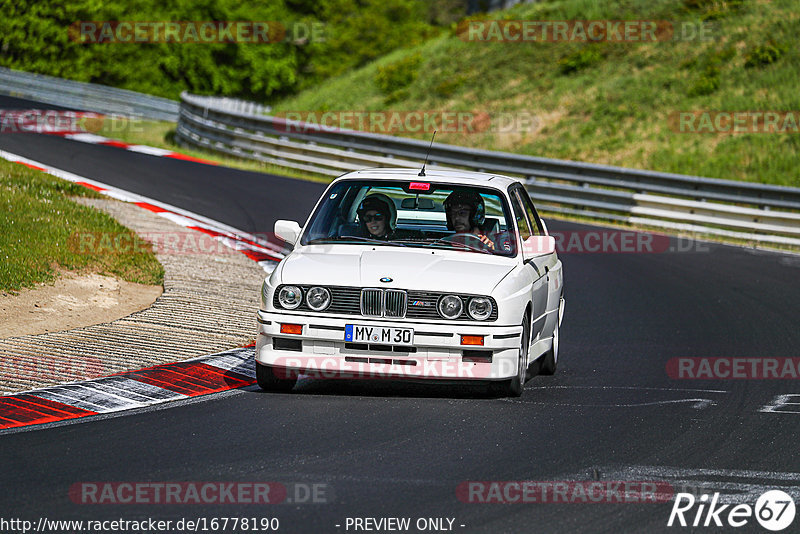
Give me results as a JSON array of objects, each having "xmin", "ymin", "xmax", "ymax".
[{"xmin": 477, "ymin": 234, "xmax": 495, "ymax": 250}]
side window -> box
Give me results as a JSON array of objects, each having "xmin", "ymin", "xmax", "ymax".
[
  {"xmin": 509, "ymin": 190, "xmax": 531, "ymax": 241},
  {"xmin": 517, "ymin": 189, "xmax": 544, "ymax": 236}
]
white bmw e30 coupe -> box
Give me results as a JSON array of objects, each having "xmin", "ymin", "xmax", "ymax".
[{"xmin": 255, "ymin": 168, "xmax": 564, "ymax": 396}]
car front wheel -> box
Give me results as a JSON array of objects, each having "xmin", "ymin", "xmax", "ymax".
[
  {"xmin": 491, "ymin": 315, "xmax": 529, "ymax": 397},
  {"xmin": 539, "ymin": 319, "xmax": 559, "ymax": 375},
  {"xmin": 256, "ymin": 362, "xmax": 297, "ymax": 392}
]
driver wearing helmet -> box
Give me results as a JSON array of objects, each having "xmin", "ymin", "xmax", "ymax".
[
  {"xmin": 356, "ymin": 193, "xmax": 398, "ymax": 240},
  {"xmin": 444, "ymin": 190, "xmax": 495, "ymax": 250}
]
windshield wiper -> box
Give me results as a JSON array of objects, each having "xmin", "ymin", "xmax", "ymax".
[
  {"xmin": 418, "ymin": 237, "xmax": 493, "ymax": 254},
  {"xmin": 330, "ymin": 235, "xmax": 408, "ymax": 247}
]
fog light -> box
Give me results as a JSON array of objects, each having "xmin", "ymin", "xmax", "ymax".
[
  {"xmin": 460, "ymin": 335, "xmax": 484, "ymax": 346},
  {"xmin": 280, "ymin": 323, "xmax": 303, "ymax": 335}
]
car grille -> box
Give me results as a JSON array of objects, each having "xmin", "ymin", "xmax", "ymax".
[
  {"xmin": 360, "ymin": 288, "xmax": 407, "ymax": 318},
  {"xmin": 274, "ymin": 286, "xmax": 496, "ymax": 321},
  {"xmin": 384, "ymin": 289, "xmax": 407, "ymax": 318},
  {"xmin": 360, "ymin": 288, "xmax": 383, "ymax": 317}
]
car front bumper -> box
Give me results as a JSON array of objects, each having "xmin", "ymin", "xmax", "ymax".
[{"xmin": 255, "ymin": 310, "xmax": 524, "ymax": 381}]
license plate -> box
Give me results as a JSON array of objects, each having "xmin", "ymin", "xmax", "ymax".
[{"xmin": 345, "ymin": 324, "xmax": 414, "ymax": 345}]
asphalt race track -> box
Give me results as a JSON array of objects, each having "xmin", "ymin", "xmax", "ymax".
[{"xmin": 1, "ymin": 96, "xmax": 800, "ymax": 533}]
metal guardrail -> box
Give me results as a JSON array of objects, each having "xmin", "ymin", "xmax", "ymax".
[
  {"xmin": 176, "ymin": 92, "xmax": 800, "ymax": 246},
  {"xmin": 0, "ymin": 67, "xmax": 179, "ymax": 121}
]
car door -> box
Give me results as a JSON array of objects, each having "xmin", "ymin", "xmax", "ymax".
[
  {"xmin": 509, "ymin": 186, "xmax": 549, "ymax": 341},
  {"xmin": 515, "ymin": 187, "xmax": 563, "ymax": 338}
]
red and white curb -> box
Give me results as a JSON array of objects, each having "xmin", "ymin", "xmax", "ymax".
[
  {"xmin": 47, "ymin": 131, "xmax": 219, "ymax": 166},
  {"xmin": 0, "ymin": 147, "xmax": 289, "ymax": 430},
  {"xmin": 0, "ymin": 148, "xmax": 285, "ymax": 271},
  {"xmin": 0, "ymin": 346, "xmax": 256, "ymax": 430}
]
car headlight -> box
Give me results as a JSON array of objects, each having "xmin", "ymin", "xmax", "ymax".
[
  {"xmin": 278, "ymin": 285, "xmax": 303, "ymax": 309},
  {"xmin": 468, "ymin": 297, "xmax": 493, "ymax": 321},
  {"xmin": 438, "ymin": 295, "xmax": 463, "ymax": 319},
  {"xmin": 306, "ymin": 286, "xmax": 331, "ymax": 311}
]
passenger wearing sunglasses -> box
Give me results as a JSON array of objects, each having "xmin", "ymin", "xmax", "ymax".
[{"xmin": 356, "ymin": 194, "xmax": 398, "ymax": 240}]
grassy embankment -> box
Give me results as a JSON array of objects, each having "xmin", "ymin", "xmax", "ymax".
[
  {"xmin": 272, "ymin": 0, "xmax": 799, "ymax": 186},
  {"xmin": 0, "ymin": 159, "xmax": 163, "ymax": 292},
  {"xmin": 105, "ymin": 0, "xmax": 799, "ymax": 188}
]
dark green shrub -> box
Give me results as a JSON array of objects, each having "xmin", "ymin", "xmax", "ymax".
[
  {"xmin": 375, "ymin": 54, "xmax": 422, "ymax": 94},
  {"xmin": 687, "ymin": 66, "xmax": 720, "ymax": 96},
  {"xmin": 558, "ymin": 48, "xmax": 603, "ymax": 75},
  {"xmin": 745, "ymin": 42, "xmax": 786, "ymax": 68}
]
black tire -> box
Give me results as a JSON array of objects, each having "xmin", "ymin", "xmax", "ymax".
[
  {"xmin": 490, "ymin": 315, "xmax": 530, "ymax": 397},
  {"xmin": 256, "ymin": 362, "xmax": 297, "ymax": 392},
  {"xmin": 539, "ymin": 320, "xmax": 559, "ymax": 376}
]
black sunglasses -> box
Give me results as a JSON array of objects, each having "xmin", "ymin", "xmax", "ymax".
[{"xmin": 362, "ymin": 213, "xmax": 385, "ymax": 222}]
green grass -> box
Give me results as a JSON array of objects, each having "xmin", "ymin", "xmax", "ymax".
[
  {"xmin": 0, "ymin": 159, "xmax": 164, "ymax": 292},
  {"xmin": 270, "ymin": 0, "xmax": 800, "ymax": 187}
]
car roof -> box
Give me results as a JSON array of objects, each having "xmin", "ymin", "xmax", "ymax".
[{"xmin": 333, "ymin": 167, "xmax": 523, "ymax": 190}]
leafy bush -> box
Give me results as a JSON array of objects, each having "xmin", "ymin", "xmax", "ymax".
[
  {"xmin": 434, "ymin": 75, "xmax": 466, "ymax": 98},
  {"xmin": 375, "ymin": 53, "xmax": 422, "ymax": 94},
  {"xmin": 744, "ymin": 42, "xmax": 786, "ymax": 68},
  {"xmin": 685, "ymin": 46, "xmax": 733, "ymax": 96},
  {"xmin": 687, "ymin": 68, "xmax": 720, "ymax": 97},
  {"xmin": 558, "ymin": 48, "xmax": 603, "ymax": 75}
]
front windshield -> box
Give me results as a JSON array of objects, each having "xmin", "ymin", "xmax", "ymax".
[{"xmin": 300, "ymin": 179, "xmax": 517, "ymax": 256}]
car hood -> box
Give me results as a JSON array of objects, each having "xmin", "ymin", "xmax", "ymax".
[{"xmin": 278, "ymin": 246, "xmax": 516, "ymax": 295}]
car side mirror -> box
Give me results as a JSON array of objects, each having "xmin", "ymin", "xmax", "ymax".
[
  {"xmin": 274, "ymin": 220, "xmax": 301, "ymax": 246},
  {"xmin": 522, "ymin": 235, "xmax": 556, "ymax": 261}
]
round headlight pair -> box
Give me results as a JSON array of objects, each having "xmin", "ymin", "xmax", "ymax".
[
  {"xmin": 278, "ymin": 285, "xmax": 331, "ymax": 311},
  {"xmin": 437, "ymin": 295, "xmax": 493, "ymax": 320}
]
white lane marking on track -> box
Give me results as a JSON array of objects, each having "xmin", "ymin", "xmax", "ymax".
[
  {"xmin": 126, "ymin": 145, "xmax": 173, "ymax": 156},
  {"xmin": 517, "ymin": 399, "xmax": 716, "ymax": 409},
  {"xmin": 760, "ymin": 394, "xmax": 800, "ymax": 414},
  {"xmin": 592, "ymin": 465, "xmax": 800, "ymax": 504},
  {"xmin": 0, "ymin": 148, "xmax": 284, "ymax": 272},
  {"xmin": 527, "ymin": 385, "xmax": 729, "ymax": 394},
  {"xmin": 63, "ymin": 133, "xmax": 108, "ymax": 143}
]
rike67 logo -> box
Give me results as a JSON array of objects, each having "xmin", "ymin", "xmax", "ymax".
[{"xmin": 668, "ymin": 490, "xmax": 796, "ymax": 531}]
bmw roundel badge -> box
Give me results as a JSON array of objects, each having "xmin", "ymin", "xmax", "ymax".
[{"xmin": 380, "ymin": 277, "xmax": 393, "ymax": 283}]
